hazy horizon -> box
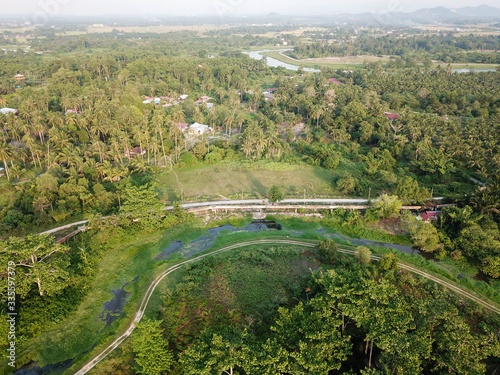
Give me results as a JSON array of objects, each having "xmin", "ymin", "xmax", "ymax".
[{"xmin": 3, "ymin": 0, "xmax": 500, "ymax": 18}]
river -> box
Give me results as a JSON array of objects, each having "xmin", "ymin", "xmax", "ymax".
[
  {"xmin": 243, "ymin": 50, "xmax": 320, "ymax": 73},
  {"xmin": 243, "ymin": 49, "xmax": 497, "ymax": 74}
]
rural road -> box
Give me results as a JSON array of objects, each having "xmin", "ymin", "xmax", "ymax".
[{"xmin": 73, "ymin": 239, "xmax": 499, "ymax": 375}]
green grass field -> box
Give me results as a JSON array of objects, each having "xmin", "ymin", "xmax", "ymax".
[{"xmin": 157, "ymin": 159, "xmax": 365, "ymax": 202}]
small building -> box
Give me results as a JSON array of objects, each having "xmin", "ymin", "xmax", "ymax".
[
  {"xmin": 188, "ymin": 123, "xmax": 212, "ymax": 135},
  {"xmin": 0, "ymin": 108, "xmax": 18, "ymax": 115},
  {"xmin": 65, "ymin": 109, "xmax": 82, "ymax": 114},
  {"xmin": 418, "ymin": 211, "xmax": 441, "ymax": 223},
  {"xmin": 328, "ymin": 78, "xmax": 344, "ymax": 85},
  {"xmin": 14, "ymin": 74, "xmax": 25, "ymax": 81},
  {"xmin": 195, "ymin": 96, "xmax": 212, "ymax": 104},
  {"xmin": 263, "ymin": 92, "xmax": 274, "ymax": 102},
  {"xmin": 129, "ymin": 147, "xmax": 146, "ymax": 157},
  {"xmin": 176, "ymin": 123, "xmax": 189, "ymax": 132},
  {"xmin": 384, "ymin": 112, "xmax": 400, "ymax": 121},
  {"xmin": 178, "ymin": 94, "xmax": 189, "ymax": 101}
]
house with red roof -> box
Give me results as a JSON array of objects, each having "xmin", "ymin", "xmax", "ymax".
[
  {"xmin": 328, "ymin": 78, "xmax": 344, "ymax": 85},
  {"xmin": 384, "ymin": 112, "xmax": 400, "ymax": 121},
  {"xmin": 176, "ymin": 123, "xmax": 189, "ymax": 132}
]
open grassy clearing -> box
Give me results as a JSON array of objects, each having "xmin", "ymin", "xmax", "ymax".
[
  {"xmin": 158, "ymin": 160, "xmax": 352, "ymax": 201},
  {"xmin": 261, "ymin": 50, "xmax": 363, "ymax": 69}
]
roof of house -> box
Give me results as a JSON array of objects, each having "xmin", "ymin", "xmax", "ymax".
[
  {"xmin": 384, "ymin": 112, "xmax": 400, "ymax": 121},
  {"xmin": 0, "ymin": 108, "xmax": 17, "ymax": 115},
  {"xmin": 420, "ymin": 213, "xmax": 430, "ymax": 221},
  {"xmin": 176, "ymin": 122, "xmax": 188, "ymax": 130},
  {"xmin": 131, "ymin": 147, "xmax": 146, "ymax": 155},
  {"xmin": 66, "ymin": 109, "xmax": 82, "ymax": 114},
  {"xmin": 328, "ymin": 78, "xmax": 344, "ymax": 85},
  {"xmin": 179, "ymin": 94, "xmax": 189, "ymax": 100},
  {"xmin": 189, "ymin": 123, "xmax": 212, "ymax": 132}
]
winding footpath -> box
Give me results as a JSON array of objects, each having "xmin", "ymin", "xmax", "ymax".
[{"xmin": 74, "ymin": 239, "xmax": 500, "ymax": 375}]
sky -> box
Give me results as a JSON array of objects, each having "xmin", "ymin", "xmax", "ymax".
[{"xmin": 3, "ymin": 0, "xmax": 500, "ymax": 17}]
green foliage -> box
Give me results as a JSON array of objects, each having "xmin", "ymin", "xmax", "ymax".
[
  {"xmin": 119, "ymin": 183, "xmax": 165, "ymax": 229},
  {"xmin": 409, "ymin": 223, "xmax": 443, "ymax": 253},
  {"xmin": 355, "ymin": 246, "xmax": 372, "ymax": 263},
  {"xmin": 337, "ymin": 175, "xmax": 357, "ymax": 195},
  {"xmin": 180, "ymin": 152, "xmax": 198, "ymax": 167},
  {"xmin": 268, "ymin": 185, "xmax": 284, "ymax": 203},
  {"xmin": 369, "ymin": 194, "xmax": 402, "ymax": 219},
  {"xmin": 317, "ymin": 239, "xmax": 338, "ymax": 264},
  {"xmin": 394, "ymin": 176, "xmax": 430, "ymax": 205},
  {"xmin": 378, "ymin": 254, "xmax": 399, "ymax": 271},
  {"xmin": 0, "ymin": 234, "xmax": 70, "ymax": 298},
  {"xmin": 132, "ymin": 319, "xmax": 173, "ymax": 375}
]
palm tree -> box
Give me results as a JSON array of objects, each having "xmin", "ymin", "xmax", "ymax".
[{"xmin": 0, "ymin": 141, "xmax": 12, "ymax": 181}]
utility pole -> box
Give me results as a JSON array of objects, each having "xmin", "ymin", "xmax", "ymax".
[
  {"xmin": 241, "ymin": 189, "xmax": 243, "ymax": 201},
  {"xmin": 368, "ymin": 187, "xmax": 371, "ymax": 204},
  {"xmin": 304, "ymin": 188, "xmax": 306, "ymax": 207}
]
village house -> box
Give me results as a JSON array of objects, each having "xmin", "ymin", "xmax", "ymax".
[
  {"xmin": 195, "ymin": 96, "xmax": 212, "ymax": 104},
  {"xmin": 65, "ymin": 109, "xmax": 82, "ymax": 114},
  {"xmin": 417, "ymin": 211, "xmax": 441, "ymax": 223},
  {"xmin": 263, "ymin": 91, "xmax": 275, "ymax": 102},
  {"xmin": 328, "ymin": 78, "xmax": 344, "ymax": 85},
  {"xmin": 14, "ymin": 74, "xmax": 25, "ymax": 81},
  {"xmin": 129, "ymin": 147, "xmax": 146, "ymax": 157},
  {"xmin": 384, "ymin": 112, "xmax": 400, "ymax": 121},
  {"xmin": 188, "ymin": 123, "xmax": 212, "ymax": 135},
  {"xmin": 176, "ymin": 123, "xmax": 189, "ymax": 132},
  {"xmin": 1, "ymin": 108, "xmax": 18, "ymax": 115}
]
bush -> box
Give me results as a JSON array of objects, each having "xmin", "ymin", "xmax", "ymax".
[
  {"xmin": 317, "ymin": 240, "xmax": 338, "ymax": 264},
  {"xmin": 268, "ymin": 185, "xmax": 284, "ymax": 203},
  {"xmin": 355, "ymin": 246, "xmax": 372, "ymax": 263},
  {"xmin": 337, "ymin": 175, "xmax": 357, "ymax": 195},
  {"xmin": 379, "ymin": 254, "xmax": 398, "ymax": 271},
  {"xmin": 179, "ymin": 152, "xmax": 198, "ymax": 167}
]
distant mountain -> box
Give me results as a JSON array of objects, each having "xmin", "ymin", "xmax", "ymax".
[
  {"xmin": 333, "ymin": 4, "xmax": 500, "ymax": 26},
  {"xmin": 453, "ymin": 4, "xmax": 500, "ymax": 18}
]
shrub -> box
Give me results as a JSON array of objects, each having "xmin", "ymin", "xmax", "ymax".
[
  {"xmin": 355, "ymin": 246, "xmax": 372, "ymax": 263},
  {"xmin": 317, "ymin": 240, "xmax": 338, "ymax": 264}
]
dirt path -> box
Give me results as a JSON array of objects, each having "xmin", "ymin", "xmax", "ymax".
[{"xmin": 73, "ymin": 240, "xmax": 499, "ymax": 375}]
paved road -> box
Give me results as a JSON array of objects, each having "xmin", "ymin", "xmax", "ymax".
[
  {"xmin": 38, "ymin": 220, "xmax": 90, "ymax": 236},
  {"xmin": 36, "ymin": 200, "xmax": 373, "ymax": 236},
  {"xmin": 37, "ymin": 197, "xmax": 445, "ymax": 237},
  {"xmin": 73, "ymin": 239, "xmax": 499, "ymax": 375}
]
